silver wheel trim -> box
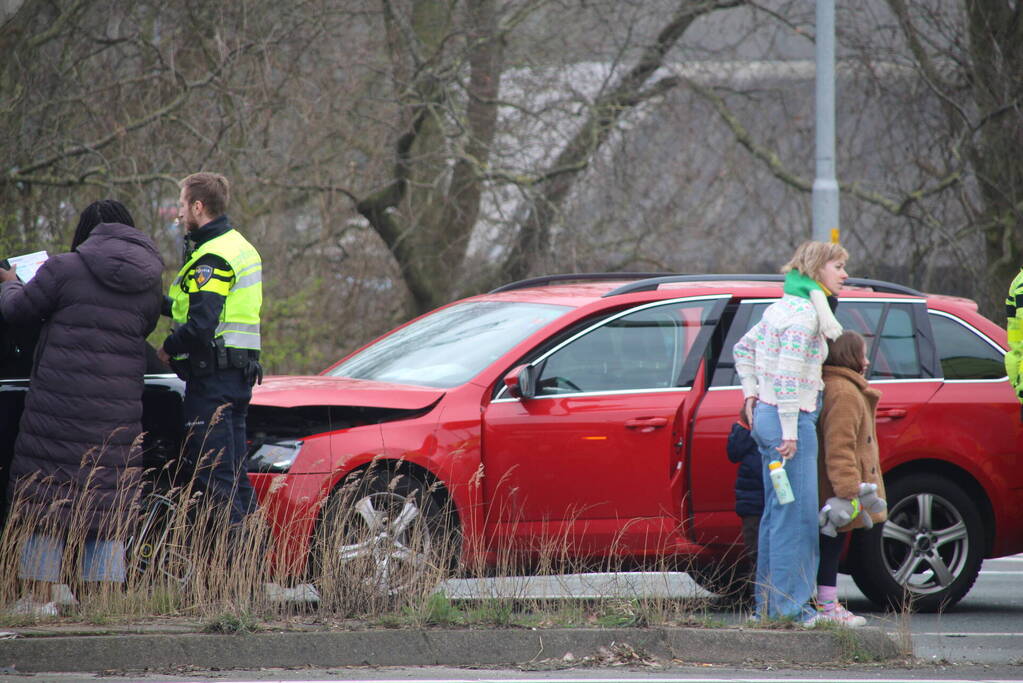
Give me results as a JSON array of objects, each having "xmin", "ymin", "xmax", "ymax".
[
  {"xmin": 128, "ymin": 494, "xmax": 193, "ymax": 586},
  {"xmin": 881, "ymin": 491, "xmax": 970, "ymax": 596},
  {"xmin": 335, "ymin": 489, "xmax": 435, "ymax": 593}
]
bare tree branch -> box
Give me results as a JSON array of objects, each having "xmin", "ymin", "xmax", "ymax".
[
  {"xmin": 26, "ymin": 0, "xmax": 91, "ymax": 49},
  {"xmin": 6, "ymin": 172, "xmax": 178, "ymax": 188},
  {"xmin": 500, "ymin": 0, "xmax": 746, "ymax": 284},
  {"xmin": 252, "ymin": 177, "xmax": 360, "ymax": 204},
  {"xmin": 689, "ymin": 79, "xmax": 961, "ymax": 223},
  {"xmin": 5, "ymin": 42, "xmax": 255, "ymax": 183}
]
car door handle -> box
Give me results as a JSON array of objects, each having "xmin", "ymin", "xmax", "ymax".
[
  {"xmin": 624, "ymin": 417, "xmax": 668, "ymax": 432},
  {"xmin": 877, "ymin": 408, "xmax": 907, "ymax": 419}
]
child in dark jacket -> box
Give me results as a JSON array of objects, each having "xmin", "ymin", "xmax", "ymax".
[{"xmin": 727, "ymin": 406, "xmax": 764, "ymax": 596}]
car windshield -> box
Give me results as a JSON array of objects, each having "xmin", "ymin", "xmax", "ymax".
[{"xmin": 325, "ymin": 300, "xmax": 571, "ymax": 388}]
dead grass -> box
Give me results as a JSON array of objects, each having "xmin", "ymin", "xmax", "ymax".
[{"xmin": 0, "ymin": 445, "xmax": 732, "ymax": 629}]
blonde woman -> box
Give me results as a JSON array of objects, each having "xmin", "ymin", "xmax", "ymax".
[{"xmin": 733, "ymin": 241, "xmax": 849, "ymax": 623}]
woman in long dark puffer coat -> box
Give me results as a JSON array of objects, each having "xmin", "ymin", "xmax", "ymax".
[{"xmin": 0, "ymin": 200, "xmax": 163, "ymax": 615}]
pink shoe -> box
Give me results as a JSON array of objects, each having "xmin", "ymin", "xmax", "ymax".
[{"xmin": 816, "ymin": 601, "xmax": 867, "ymax": 627}]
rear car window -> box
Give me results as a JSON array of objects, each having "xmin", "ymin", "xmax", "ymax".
[
  {"xmin": 713, "ymin": 299, "xmax": 927, "ymax": 385},
  {"xmin": 839, "ymin": 304, "xmax": 922, "ymax": 380},
  {"xmin": 928, "ymin": 312, "xmax": 1005, "ymax": 380}
]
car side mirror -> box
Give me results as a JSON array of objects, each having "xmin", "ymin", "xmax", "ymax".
[{"xmin": 503, "ymin": 364, "xmax": 536, "ymax": 400}]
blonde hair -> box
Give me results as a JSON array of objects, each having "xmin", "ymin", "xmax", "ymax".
[{"xmin": 781, "ymin": 241, "xmax": 849, "ymax": 280}]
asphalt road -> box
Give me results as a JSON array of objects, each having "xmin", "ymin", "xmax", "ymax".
[{"xmin": 838, "ymin": 553, "xmax": 1023, "ymax": 665}]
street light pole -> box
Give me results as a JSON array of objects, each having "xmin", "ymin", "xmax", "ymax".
[{"xmin": 813, "ymin": 0, "xmax": 839, "ymax": 243}]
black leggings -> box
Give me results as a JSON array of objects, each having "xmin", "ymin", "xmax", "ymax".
[{"xmin": 817, "ymin": 531, "xmax": 846, "ymax": 586}]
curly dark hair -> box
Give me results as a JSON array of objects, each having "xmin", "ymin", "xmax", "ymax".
[{"xmin": 70, "ymin": 199, "xmax": 135, "ymax": 251}]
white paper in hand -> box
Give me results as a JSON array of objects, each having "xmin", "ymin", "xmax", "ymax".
[{"xmin": 7, "ymin": 251, "xmax": 48, "ymax": 282}]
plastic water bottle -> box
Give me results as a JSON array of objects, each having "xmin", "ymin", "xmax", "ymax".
[{"xmin": 768, "ymin": 460, "xmax": 795, "ymax": 505}]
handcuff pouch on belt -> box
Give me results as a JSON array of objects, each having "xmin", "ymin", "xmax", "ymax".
[{"xmin": 215, "ymin": 337, "xmax": 263, "ymax": 386}]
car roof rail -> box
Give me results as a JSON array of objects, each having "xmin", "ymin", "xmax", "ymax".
[
  {"xmin": 602, "ymin": 274, "xmax": 925, "ymax": 298},
  {"xmin": 489, "ymin": 272, "xmax": 671, "ymax": 294},
  {"xmin": 843, "ymin": 277, "xmax": 926, "ymax": 297}
]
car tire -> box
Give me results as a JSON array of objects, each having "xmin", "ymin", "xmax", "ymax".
[
  {"xmin": 312, "ymin": 469, "xmax": 459, "ymax": 605},
  {"xmin": 849, "ymin": 473, "xmax": 984, "ymax": 612}
]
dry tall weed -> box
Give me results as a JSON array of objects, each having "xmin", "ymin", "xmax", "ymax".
[{"xmin": 1, "ymin": 433, "xmax": 725, "ymax": 627}]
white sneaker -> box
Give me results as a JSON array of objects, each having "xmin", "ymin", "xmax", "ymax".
[
  {"xmin": 815, "ymin": 603, "xmax": 867, "ymax": 627},
  {"xmin": 8, "ymin": 597, "xmax": 59, "ymax": 618}
]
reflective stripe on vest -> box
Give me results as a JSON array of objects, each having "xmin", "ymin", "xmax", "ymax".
[{"xmin": 169, "ymin": 228, "xmax": 262, "ymax": 352}]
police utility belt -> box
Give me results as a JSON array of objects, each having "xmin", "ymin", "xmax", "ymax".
[{"xmin": 172, "ymin": 337, "xmax": 261, "ymax": 384}]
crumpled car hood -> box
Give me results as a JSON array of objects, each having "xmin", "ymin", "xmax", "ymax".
[
  {"xmin": 246, "ymin": 376, "xmax": 445, "ymax": 446},
  {"xmin": 252, "ymin": 375, "xmax": 445, "ymax": 410}
]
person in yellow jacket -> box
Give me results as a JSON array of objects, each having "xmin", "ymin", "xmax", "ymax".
[
  {"xmin": 1006, "ymin": 269, "xmax": 1023, "ymax": 420},
  {"xmin": 157, "ymin": 172, "xmax": 263, "ymax": 526}
]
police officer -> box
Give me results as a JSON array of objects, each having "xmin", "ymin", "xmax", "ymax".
[
  {"xmin": 1006, "ymin": 267, "xmax": 1023, "ymax": 421},
  {"xmin": 157, "ymin": 172, "xmax": 262, "ymax": 526}
]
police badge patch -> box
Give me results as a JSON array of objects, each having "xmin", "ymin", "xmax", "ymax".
[{"xmin": 193, "ymin": 265, "xmax": 214, "ymax": 288}]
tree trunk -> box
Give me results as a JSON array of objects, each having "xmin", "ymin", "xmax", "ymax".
[
  {"xmin": 966, "ymin": 0, "xmax": 1023, "ymax": 318},
  {"xmin": 357, "ymin": 0, "xmax": 503, "ymax": 315}
]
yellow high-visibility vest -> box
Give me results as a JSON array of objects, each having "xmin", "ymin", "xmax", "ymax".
[
  {"xmin": 169, "ymin": 228, "xmax": 262, "ymax": 352},
  {"xmin": 1005, "ymin": 268, "xmax": 1023, "ymax": 399}
]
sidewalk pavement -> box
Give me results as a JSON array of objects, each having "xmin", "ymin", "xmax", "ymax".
[{"xmin": 0, "ymin": 621, "xmax": 901, "ymax": 674}]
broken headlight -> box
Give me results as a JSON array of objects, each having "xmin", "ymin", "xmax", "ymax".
[{"xmin": 247, "ymin": 439, "xmax": 302, "ymax": 473}]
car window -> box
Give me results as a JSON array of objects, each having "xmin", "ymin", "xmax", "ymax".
[
  {"xmin": 326, "ymin": 301, "xmax": 571, "ymax": 388},
  {"xmin": 835, "ymin": 301, "xmax": 884, "ymax": 339},
  {"xmin": 928, "ymin": 312, "xmax": 1005, "ymax": 380},
  {"xmin": 714, "ymin": 299, "xmax": 926, "ymax": 385},
  {"xmin": 534, "ymin": 299, "xmax": 718, "ymax": 395},
  {"xmin": 711, "ymin": 301, "xmax": 766, "ymax": 388},
  {"xmin": 836, "ymin": 303, "xmax": 922, "ymax": 380}
]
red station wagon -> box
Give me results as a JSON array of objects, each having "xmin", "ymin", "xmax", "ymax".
[
  {"xmin": 240, "ymin": 273, "xmax": 1023, "ymax": 611},
  {"xmin": 5, "ymin": 273, "xmax": 1017, "ymax": 611}
]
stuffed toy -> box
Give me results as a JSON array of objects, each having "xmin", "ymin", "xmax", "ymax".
[
  {"xmin": 819, "ymin": 496, "xmax": 861, "ymax": 537},
  {"xmin": 818, "ymin": 482, "xmax": 887, "ymax": 537},
  {"xmin": 858, "ymin": 481, "xmax": 887, "ymax": 518},
  {"xmin": 783, "ymin": 269, "xmax": 843, "ymax": 340}
]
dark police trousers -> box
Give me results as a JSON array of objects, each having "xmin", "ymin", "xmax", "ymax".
[{"xmin": 181, "ymin": 367, "xmax": 256, "ymax": 527}]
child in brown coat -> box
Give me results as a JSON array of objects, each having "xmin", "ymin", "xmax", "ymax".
[{"xmin": 813, "ymin": 330, "xmax": 888, "ymax": 627}]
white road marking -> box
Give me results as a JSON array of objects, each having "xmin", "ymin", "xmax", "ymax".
[
  {"xmin": 180, "ymin": 680, "xmax": 1023, "ymax": 683},
  {"xmin": 913, "ymin": 631, "xmax": 1023, "ymax": 637},
  {"xmin": 184, "ymin": 679, "xmax": 1023, "ymax": 683}
]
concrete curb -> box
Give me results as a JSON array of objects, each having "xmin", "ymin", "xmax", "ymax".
[{"xmin": 0, "ymin": 626, "xmax": 901, "ymax": 673}]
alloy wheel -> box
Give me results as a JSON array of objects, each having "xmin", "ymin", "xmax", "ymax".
[
  {"xmin": 880, "ymin": 491, "xmax": 970, "ymax": 596},
  {"xmin": 336, "ymin": 489, "xmax": 438, "ymax": 594}
]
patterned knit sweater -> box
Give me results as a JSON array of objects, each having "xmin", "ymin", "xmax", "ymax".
[{"xmin": 733, "ymin": 294, "xmax": 826, "ymax": 439}]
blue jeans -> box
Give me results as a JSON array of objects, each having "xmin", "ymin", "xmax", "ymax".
[
  {"xmin": 752, "ymin": 398, "xmax": 820, "ymax": 621},
  {"xmin": 20, "ymin": 533, "xmax": 126, "ymax": 583}
]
